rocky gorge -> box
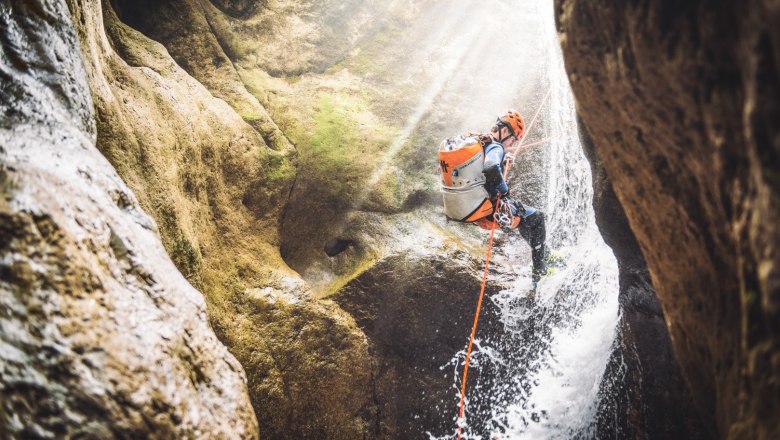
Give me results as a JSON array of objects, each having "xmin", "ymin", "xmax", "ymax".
[{"xmin": 1, "ymin": 0, "xmax": 778, "ymax": 439}]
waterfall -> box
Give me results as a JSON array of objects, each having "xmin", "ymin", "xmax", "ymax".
[{"xmin": 432, "ymin": 1, "xmax": 620, "ymax": 438}]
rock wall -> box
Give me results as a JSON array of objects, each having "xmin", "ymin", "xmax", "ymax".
[
  {"xmin": 107, "ymin": 0, "xmax": 420, "ymax": 287},
  {"xmin": 65, "ymin": 0, "xmax": 378, "ymax": 438},
  {"xmin": 0, "ymin": 1, "xmax": 257, "ymax": 437},
  {"xmin": 556, "ymin": 0, "xmax": 780, "ymax": 437},
  {"xmin": 113, "ymin": 0, "xmax": 397, "ymax": 77},
  {"xmin": 579, "ymin": 120, "xmax": 710, "ymax": 438},
  {"xmin": 202, "ymin": 0, "xmax": 396, "ymax": 76},
  {"xmin": 331, "ymin": 220, "xmax": 511, "ymax": 438}
]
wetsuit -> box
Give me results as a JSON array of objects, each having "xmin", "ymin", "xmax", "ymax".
[{"xmin": 480, "ymin": 140, "xmax": 548, "ymax": 280}]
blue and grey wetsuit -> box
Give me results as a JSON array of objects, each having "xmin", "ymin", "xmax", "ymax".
[
  {"xmin": 482, "ymin": 141, "xmax": 537, "ymax": 218},
  {"xmin": 482, "ymin": 140, "xmax": 547, "ymax": 279}
]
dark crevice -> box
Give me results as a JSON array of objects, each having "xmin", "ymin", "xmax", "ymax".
[
  {"xmin": 370, "ymin": 366, "xmax": 382, "ymax": 438},
  {"xmin": 208, "ymin": 0, "xmax": 264, "ymax": 19},
  {"xmin": 323, "ymin": 238, "xmax": 353, "ymax": 257}
]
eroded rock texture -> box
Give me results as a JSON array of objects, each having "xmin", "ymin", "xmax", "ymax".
[
  {"xmin": 557, "ymin": 1, "xmax": 780, "ymax": 438},
  {"xmin": 580, "ymin": 121, "xmax": 710, "ymax": 439},
  {"xmin": 333, "ymin": 247, "xmax": 507, "ymax": 437},
  {"xmin": 113, "ymin": 0, "xmax": 395, "ymax": 77},
  {"xmin": 64, "ymin": 0, "xmax": 378, "ymax": 437},
  {"xmin": 0, "ymin": 1, "xmax": 258, "ymax": 437}
]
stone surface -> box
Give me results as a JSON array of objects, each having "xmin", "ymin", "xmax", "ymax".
[
  {"xmin": 0, "ymin": 1, "xmax": 258, "ymax": 437},
  {"xmin": 111, "ymin": 0, "xmax": 294, "ymax": 154},
  {"xmin": 223, "ymin": 286, "xmax": 376, "ymax": 439},
  {"xmin": 579, "ymin": 120, "xmax": 711, "ymax": 439},
  {"xmin": 557, "ymin": 0, "xmax": 780, "ymax": 438},
  {"xmin": 116, "ymin": 0, "xmax": 397, "ymax": 77},
  {"xmin": 202, "ymin": 0, "xmax": 397, "ymax": 76},
  {"xmin": 331, "ymin": 217, "xmax": 510, "ymax": 438},
  {"xmin": 66, "ymin": 0, "xmax": 378, "ymax": 437},
  {"xmin": 6, "ymin": 0, "xmax": 744, "ymax": 437},
  {"xmin": 106, "ymin": 0, "xmax": 423, "ymax": 286}
]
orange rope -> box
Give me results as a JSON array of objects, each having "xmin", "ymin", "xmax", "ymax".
[
  {"xmin": 506, "ymin": 121, "xmax": 576, "ymax": 153},
  {"xmin": 456, "ymin": 88, "xmax": 551, "ymax": 439}
]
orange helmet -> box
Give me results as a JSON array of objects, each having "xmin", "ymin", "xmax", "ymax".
[{"xmin": 497, "ymin": 109, "xmax": 525, "ymax": 138}]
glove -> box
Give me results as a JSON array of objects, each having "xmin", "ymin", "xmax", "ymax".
[
  {"xmin": 483, "ymin": 164, "xmax": 505, "ymax": 197},
  {"xmin": 510, "ymin": 197, "xmax": 526, "ymax": 217}
]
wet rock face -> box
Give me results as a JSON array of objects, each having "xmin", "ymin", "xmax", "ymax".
[
  {"xmin": 224, "ymin": 289, "xmax": 376, "ymax": 439},
  {"xmin": 116, "ymin": 0, "xmax": 395, "ymax": 76},
  {"xmin": 209, "ymin": 0, "xmax": 261, "ymax": 17},
  {"xmin": 332, "ymin": 247, "xmax": 509, "ymax": 438},
  {"xmin": 557, "ymin": 0, "xmax": 780, "ymax": 437},
  {"xmin": 63, "ymin": 0, "xmax": 377, "ymax": 437},
  {"xmin": 213, "ymin": 0, "xmax": 395, "ymax": 76},
  {"xmin": 0, "ymin": 1, "xmax": 257, "ymax": 438},
  {"xmin": 579, "ymin": 123, "xmax": 710, "ymax": 438}
]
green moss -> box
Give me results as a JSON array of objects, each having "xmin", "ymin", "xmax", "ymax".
[
  {"xmin": 321, "ymin": 256, "xmax": 379, "ymax": 299},
  {"xmin": 299, "ymin": 94, "xmax": 369, "ymax": 202},
  {"xmin": 744, "ymin": 288, "xmax": 758, "ymax": 307},
  {"xmin": 172, "ymin": 237, "xmax": 202, "ymax": 284},
  {"xmin": 311, "ymin": 96, "xmax": 362, "ymax": 149},
  {"xmin": 235, "ymin": 67, "xmax": 278, "ymax": 108},
  {"xmin": 264, "ymin": 150, "xmax": 295, "ymax": 186},
  {"xmin": 233, "ymin": 101, "xmax": 273, "ymax": 139},
  {"xmin": 339, "ymin": 22, "xmax": 401, "ymax": 78},
  {"xmin": 236, "ymin": 107, "xmax": 264, "ymax": 124}
]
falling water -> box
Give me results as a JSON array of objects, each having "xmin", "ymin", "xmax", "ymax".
[{"xmin": 432, "ymin": 1, "xmax": 620, "ymax": 439}]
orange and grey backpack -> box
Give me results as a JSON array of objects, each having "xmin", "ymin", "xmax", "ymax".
[{"xmin": 438, "ymin": 134, "xmax": 495, "ymax": 222}]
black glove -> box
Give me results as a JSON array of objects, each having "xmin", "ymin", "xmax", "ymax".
[
  {"xmin": 512, "ymin": 198, "xmax": 526, "ymax": 217},
  {"xmin": 483, "ymin": 164, "xmax": 503, "ymax": 197}
]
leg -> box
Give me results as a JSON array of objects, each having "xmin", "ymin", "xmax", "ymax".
[{"xmin": 517, "ymin": 209, "xmax": 547, "ymax": 281}]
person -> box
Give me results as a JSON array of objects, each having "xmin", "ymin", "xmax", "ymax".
[
  {"xmin": 480, "ymin": 109, "xmax": 548, "ymax": 284},
  {"xmin": 438, "ymin": 109, "xmax": 548, "ymax": 284}
]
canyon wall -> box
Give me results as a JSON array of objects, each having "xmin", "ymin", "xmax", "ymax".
[
  {"xmin": 74, "ymin": 2, "xmax": 513, "ymax": 437},
  {"xmin": 556, "ymin": 0, "xmax": 780, "ymax": 437},
  {"xmin": 0, "ymin": 1, "xmax": 257, "ymax": 437},
  {"xmin": 579, "ymin": 121, "xmax": 710, "ymax": 438},
  {"xmin": 67, "ymin": 0, "xmax": 381, "ymax": 437}
]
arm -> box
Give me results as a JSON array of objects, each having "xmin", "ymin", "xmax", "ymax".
[{"xmin": 483, "ymin": 142, "xmax": 508, "ymax": 198}]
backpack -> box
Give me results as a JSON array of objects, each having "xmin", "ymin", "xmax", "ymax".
[{"xmin": 438, "ymin": 134, "xmax": 495, "ymax": 222}]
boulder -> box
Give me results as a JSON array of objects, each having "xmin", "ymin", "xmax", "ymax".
[{"xmin": 329, "ymin": 212, "xmax": 517, "ymax": 438}]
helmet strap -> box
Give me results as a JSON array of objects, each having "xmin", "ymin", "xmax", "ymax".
[
  {"xmin": 498, "ymin": 126, "xmax": 516, "ymax": 144},
  {"xmin": 495, "ymin": 120, "xmax": 516, "ymax": 143}
]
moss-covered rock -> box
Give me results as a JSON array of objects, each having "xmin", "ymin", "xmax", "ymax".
[
  {"xmin": 1, "ymin": 1, "xmax": 257, "ymax": 437},
  {"xmin": 67, "ymin": 0, "xmax": 379, "ymax": 437}
]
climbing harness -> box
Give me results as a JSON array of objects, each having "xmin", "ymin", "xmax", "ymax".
[
  {"xmin": 456, "ymin": 88, "xmax": 551, "ymax": 440},
  {"xmin": 493, "ymin": 197, "xmax": 520, "ymax": 229}
]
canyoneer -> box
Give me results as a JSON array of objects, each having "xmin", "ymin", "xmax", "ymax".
[{"xmin": 439, "ymin": 109, "xmax": 548, "ymax": 285}]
